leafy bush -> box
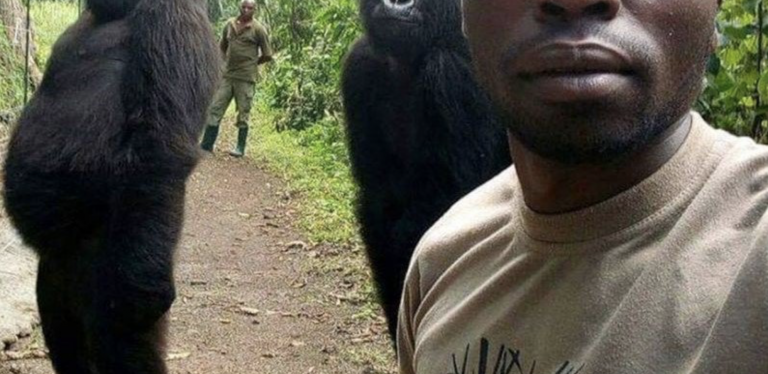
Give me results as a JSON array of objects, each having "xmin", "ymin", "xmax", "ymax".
[
  {"xmin": 700, "ymin": 0, "xmax": 767, "ymax": 140},
  {"xmin": 258, "ymin": 0, "xmax": 360, "ymax": 131}
]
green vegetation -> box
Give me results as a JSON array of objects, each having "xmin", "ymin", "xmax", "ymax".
[
  {"xmin": 235, "ymin": 0, "xmax": 362, "ymax": 245},
  {"xmin": 1, "ymin": 0, "xmax": 78, "ymax": 114},
  {"xmin": 250, "ymin": 110, "xmax": 359, "ymax": 244},
  {"xmin": 0, "ymin": 21, "xmax": 26, "ymax": 113},
  {"xmin": 30, "ymin": 0, "xmax": 80, "ymax": 69},
  {"xmin": 700, "ymin": 0, "xmax": 768, "ymax": 139}
]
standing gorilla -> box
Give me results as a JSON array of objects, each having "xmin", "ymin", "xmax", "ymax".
[
  {"xmin": 341, "ymin": 0, "xmax": 511, "ymax": 339},
  {"xmin": 2, "ymin": 0, "xmax": 219, "ymax": 373}
]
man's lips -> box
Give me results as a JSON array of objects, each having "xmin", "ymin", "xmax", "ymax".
[
  {"xmin": 515, "ymin": 42, "xmax": 633, "ymax": 77},
  {"xmin": 510, "ymin": 42, "xmax": 636, "ymax": 103}
]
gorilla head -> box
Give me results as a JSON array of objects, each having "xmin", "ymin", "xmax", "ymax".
[
  {"xmin": 360, "ymin": 0, "xmax": 464, "ymax": 61},
  {"xmin": 87, "ymin": 0, "xmax": 140, "ymax": 22}
]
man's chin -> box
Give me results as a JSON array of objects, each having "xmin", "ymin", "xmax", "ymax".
[
  {"xmin": 512, "ymin": 133, "xmax": 644, "ymax": 166},
  {"xmin": 504, "ymin": 111, "xmax": 663, "ymax": 165}
]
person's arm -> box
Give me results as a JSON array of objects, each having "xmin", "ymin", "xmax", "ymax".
[{"xmin": 257, "ymin": 27, "xmax": 273, "ymax": 65}]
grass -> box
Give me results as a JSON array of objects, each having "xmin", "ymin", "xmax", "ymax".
[
  {"xmin": 249, "ymin": 106, "xmax": 360, "ymax": 245},
  {"xmin": 0, "ymin": 20, "xmax": 27, "ymax": 113},
  {"xmin": 0, "ymin": 1, "xmax": 77, "ymax": 114},
  {"xmin": 30, "ymin": 1, "xmax": 79, "ymax": 69}
]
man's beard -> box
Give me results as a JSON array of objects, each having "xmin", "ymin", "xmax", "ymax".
[{"xmin": 499, "ymin": 53, "xmax": 709, "ymax": 166}]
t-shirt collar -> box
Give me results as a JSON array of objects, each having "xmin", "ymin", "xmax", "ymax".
[{"xmin": 515, "ymin": 112, "xmax": 719, "ymax": 245}]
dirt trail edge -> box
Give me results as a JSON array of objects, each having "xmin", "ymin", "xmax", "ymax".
[{"xmin": 0, "ymin": 152, "xmax": 395, "ymax": 374}]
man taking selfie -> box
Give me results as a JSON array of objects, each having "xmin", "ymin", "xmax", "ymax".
[{"xmin": 398, "ymin": 0, "xmax": 767, "ymax": 372}]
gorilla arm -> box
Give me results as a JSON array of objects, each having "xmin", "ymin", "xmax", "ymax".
[
  {"xmin": 93, "ymin": 0, "xmax": 220, "ymax": 326},
  {"xmin": 122, "ymin": 0, "xmax": 220, "ymax": 174},
  {"xmin": 341, "ymin": 37, "xmax": 399, "ymax": 188}
]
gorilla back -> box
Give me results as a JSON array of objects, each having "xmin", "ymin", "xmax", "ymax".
[
  {"xmin": 2, "ymin": 0, "xmax": 219, "ymax": 373},
  {"xmin": 342, "ymin": 0, "xmax": 511, "ymax": 341}
]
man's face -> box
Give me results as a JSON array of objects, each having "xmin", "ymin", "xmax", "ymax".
[
  {"xmin": 463, "ymin": 0, "xmax": 719, "ymax": 164},
  {"xmin": 240, "ymin": 2, "xmax": 255, "ymax": 18}
]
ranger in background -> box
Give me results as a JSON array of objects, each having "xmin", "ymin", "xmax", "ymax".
[{"xmin": 201, "ymin": 0, "xmax": 273, "ymax": 157}]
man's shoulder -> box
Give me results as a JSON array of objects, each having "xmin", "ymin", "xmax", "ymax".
[
  {"xmin": 707, "ymin": 123, "xmax": 768, "ymax": 201},
  {"xmin": 690, "ymin": 116, "xmax": 768, "ymax": 242},
  {"xmin": 251, "ymin": 20, "xmax": 269, "ymax": 35},
  {"xmin": 410, "ymin": 167, "xmax": 517, "ymax": 285}
]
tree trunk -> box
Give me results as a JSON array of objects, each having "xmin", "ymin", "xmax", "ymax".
[{"xmin": 0, "ymin": 0, "xmax": 43, "ymax": 88}]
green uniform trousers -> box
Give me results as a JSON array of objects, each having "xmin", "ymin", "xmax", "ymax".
[{"xmin": 207, "ymin": 77, "xmax": 256, "ymax": 129}]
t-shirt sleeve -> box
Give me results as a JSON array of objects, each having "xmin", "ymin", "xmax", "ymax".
[{"xmin": 397, "ymin": 259, "xmax": 422, "ymax": 374}]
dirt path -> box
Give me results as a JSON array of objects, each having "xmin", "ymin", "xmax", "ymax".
[{"xmin": 0, "ymin": 152, "xmax": 395, "ymax": 374}]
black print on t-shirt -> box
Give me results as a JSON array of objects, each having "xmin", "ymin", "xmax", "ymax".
[{"xmin": 450, "ymin": 338, "xmax": 584, "ymax": 374}]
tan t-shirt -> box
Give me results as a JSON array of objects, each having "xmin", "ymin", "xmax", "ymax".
[{"xmin": 398, "ymin": 112, "xmax": 768, "ymax": 374}]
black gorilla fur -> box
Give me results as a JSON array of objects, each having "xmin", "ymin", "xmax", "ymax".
[
  {"xmin": 3, "ymin": 0, "xmax": 219, "ymax": 372},
  {"xmin": 341, "ymin": 0, "xmax": 511, "ymax": 340}
]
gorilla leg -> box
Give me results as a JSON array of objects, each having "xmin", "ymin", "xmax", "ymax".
[
  {"xmin": 87, "ymin": 315, "xmax": 169, "ymax": 374},
  {"xmin": 37, "ymin": 259, "xmax": 93, "ymax": 374},
  {"xmin": 369, "ymin": 248, "xmax": 410, "ymax": 339},
  {"xmin": 358, "ymin": 196, "xmax": 411, "ymax": 338},
  {"xmin": 84, "ymin": 180, "xmax": 183, "ymax": 374}
]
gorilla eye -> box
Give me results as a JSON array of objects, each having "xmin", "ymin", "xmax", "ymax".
[{"xmin": 385, "ymin": 0, "xmax": 414, "ymax": 8}]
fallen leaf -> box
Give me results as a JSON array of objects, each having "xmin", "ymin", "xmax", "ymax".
[
  {"xmin": 286, "ymin": 241, "xmax": 308, "ymax": 250},
  {"xmin": 166, "ymin": 351, "xmax": 192, "ymax": 361},
  {"xmin": 237, "ymin": 307, "xmax": 261, "ymax": 316}
]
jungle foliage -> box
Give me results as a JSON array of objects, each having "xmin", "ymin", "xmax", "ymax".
[{"xmin": 700, "ymin": 0, "xmax": 767, "ymax": 140}]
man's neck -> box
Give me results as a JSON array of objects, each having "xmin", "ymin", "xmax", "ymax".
[
  {"xmin": 511, "ymin": 114, "xmax": 693, "ymax": 214},
  {"xmin": 238, "ymin": 15, "xmax": 253, "ymax": 23}
]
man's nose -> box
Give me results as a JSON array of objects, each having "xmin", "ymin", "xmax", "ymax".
[{"xmin": 535, "ymin": 0, "xmax": 620, "ymax": 23}]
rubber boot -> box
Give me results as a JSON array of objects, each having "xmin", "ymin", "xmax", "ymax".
[
  {"xmin": 229, "ymin": 127, "xmax": 249, "ymax": 158},
  {"xmin": 200, "ymin": 125, "xmax": 220, "ymax": 152}
]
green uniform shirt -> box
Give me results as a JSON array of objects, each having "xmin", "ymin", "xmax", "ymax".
[{"xmin": 221, "ymin": 18, "xmax": 273, "ymax": 83}]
